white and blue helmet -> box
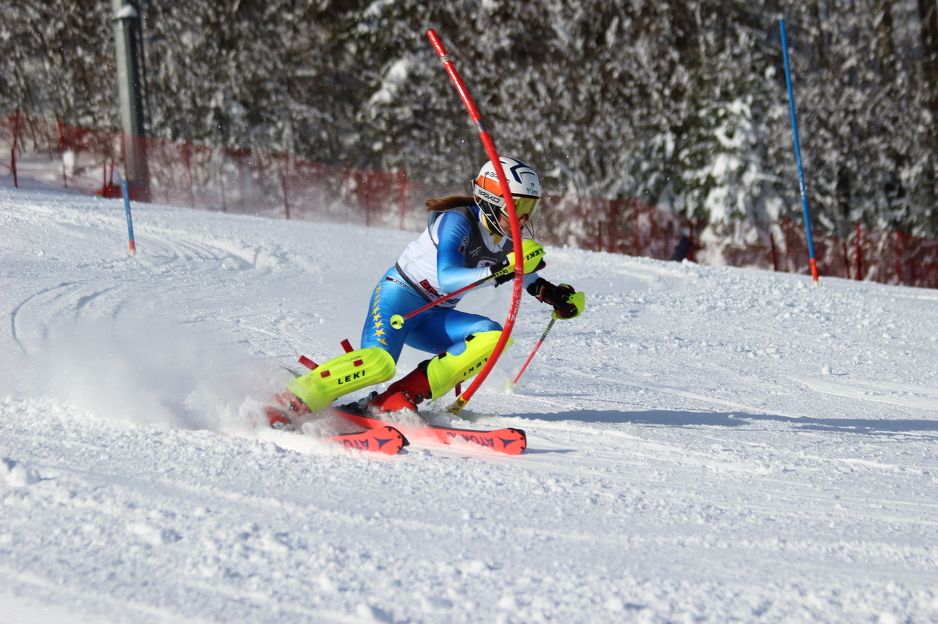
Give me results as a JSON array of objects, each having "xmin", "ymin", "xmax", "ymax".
[{"xmin": 472, "ymin": 156, "xmax": 541, "ymax": 236}]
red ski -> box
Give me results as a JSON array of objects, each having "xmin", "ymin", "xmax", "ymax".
[
  {"xmin": 324, "ymin": 426, "xmax": 408, "ymax": 455},
  {"xmin": 265, "ymin": 398, "xmax": 407, "ymax": 455},
  {"xmin": 333, "ymin": 403, "xmax": 527, "ymax": 455}
]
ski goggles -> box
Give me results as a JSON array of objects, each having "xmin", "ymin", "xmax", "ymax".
[
  {"xmin": 473, "ymin": 178, "xmax": 540, "ymax": 219},
  {"xmin": 478, "ymin": 191, "xmax": 539, "ymax": 220},
  {"xmin": 508, "ymin": 195, "xmax": 540, "ymax": 219}
]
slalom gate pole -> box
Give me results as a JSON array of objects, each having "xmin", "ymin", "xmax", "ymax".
[
  {"xmin": 511, "ymin": 316, "xmax": 556, "ymax": 387},
  {"xmin": 779, "ymin": 18, "xmax": 819, "ymax": 285},
  {"xmin": 11, "ymin": 109, "xmax": 19, "ymax": 188},
  {"xmin": 121, "ymin": 178, "xmax": 137, "ymax": 255},
  {"xmin": 425, "ymin": 29, "xmax": 525, "ymax": 415}
]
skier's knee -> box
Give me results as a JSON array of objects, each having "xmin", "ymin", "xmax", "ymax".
[
  {"xmin": 467, "ymin": 318, "xmax": 502, "ymax": 336},
  {"xmin": 447, "ymin": 319, "xmax": 502, "ymax": 356}
]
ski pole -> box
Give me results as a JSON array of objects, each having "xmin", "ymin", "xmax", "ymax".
[
  {"xmin": 389, "ymin": 273, "xmax": 494, "ymax": 330},
  {"xmin": 510, "ymin": 316, "xmax": 556, "ymax": 387}
]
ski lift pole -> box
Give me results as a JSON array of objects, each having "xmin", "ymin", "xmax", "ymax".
[
  {"xmin": 426, "ymin": 29, "xmax": 526, "ymax": 415},
  {"xmin": 779, "ymin": 18, "xmax": 819, "ymax": 285},
  {"xmin": 511, "ymin": 316, "xmax": 557, "ymax": 387}
]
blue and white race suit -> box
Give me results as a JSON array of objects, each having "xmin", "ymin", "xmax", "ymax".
[{"xmin": 360, "ymin": 204, "xmax": 538, "ymax": 361}]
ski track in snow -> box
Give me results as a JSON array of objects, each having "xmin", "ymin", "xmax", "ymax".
[{"xmin": 1, "ymin": 187, "xmax": 938, "ymax": 623}]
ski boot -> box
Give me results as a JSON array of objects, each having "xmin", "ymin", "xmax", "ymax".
[
  {"xmin": 369, "ymin": 362, "xmax": 432, "ymax": 412},
  {"xmin": 265, "ymin": 391, "xmax": 311, "ymax": 431}
]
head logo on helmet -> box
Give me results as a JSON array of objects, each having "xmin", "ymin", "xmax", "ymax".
[{"xmin": 472, "ymin": 156, "xmax": 541, "ymax": 237}]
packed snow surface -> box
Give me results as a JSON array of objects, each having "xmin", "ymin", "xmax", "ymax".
[{"xmin": 1, "ymin": 186, "xmax": 937, "ymax": 623}]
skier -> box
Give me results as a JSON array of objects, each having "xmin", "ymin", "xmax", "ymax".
[{"xmin": 284, "ymin": 156, "xmax": 585, "ymax": 417}]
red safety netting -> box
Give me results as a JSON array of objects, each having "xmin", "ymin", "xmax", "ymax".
[
  {"xmin": 720, "ymin": 218, "xmax": 938, "ymax": 289},
  {"xmin": 2, "ymin": 111, "xmax": 936, "ymax": 289}
]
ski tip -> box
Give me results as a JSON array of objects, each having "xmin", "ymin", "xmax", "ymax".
[{"xmin": 440, "ymin": 427, "xmax": 527, "ymax": 455}]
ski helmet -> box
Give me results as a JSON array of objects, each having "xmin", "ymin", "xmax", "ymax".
[{"xmin": 472, "ymin": 156, "xmax": 541, "ymax": 236}]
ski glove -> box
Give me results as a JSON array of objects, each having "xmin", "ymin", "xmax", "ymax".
[
  {"xmin": 527, "ymin": 278, "xmax": 585, "ymax": 319},
  {"xmin": 491, "ymin": 239, "xmax": 546, "ymax": 286}
]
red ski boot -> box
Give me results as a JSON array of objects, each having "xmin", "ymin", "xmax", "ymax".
[
  {"xmin": 265, "ymin": 391, "xmax": 311, "ymax": 430},
  {"xmin": 370, "ymin": 362, "xmax": 431, "ymax": 413}
]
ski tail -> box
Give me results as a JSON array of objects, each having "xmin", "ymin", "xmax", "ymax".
[
  {"xmin": 264, "ymin": 394, "xmax": 407, "ymax": 455},
  {"xmin": 325, "ymin": 426, "xmax": 408, "ymax": 455}
]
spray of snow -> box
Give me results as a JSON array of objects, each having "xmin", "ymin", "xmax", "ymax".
[{"xmin": 1, "ymin": 185, "xmax": 937, "ymax": 623}]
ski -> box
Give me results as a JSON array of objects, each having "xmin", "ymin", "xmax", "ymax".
[
  {"xmin": 323, "ymin": 426, "xmax": 408, "ymax": 455},
  {"xmin": 265, "ymin": 401, "xmax": 408, "ymax": 455},
  {"xmin": 333, "ymin": 403, "xmax": 527, "ymax": 455}
]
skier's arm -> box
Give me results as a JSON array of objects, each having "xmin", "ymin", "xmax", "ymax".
[{"xmin": 436, "ymin": 212, "xmax": 493, "ymax": 292}]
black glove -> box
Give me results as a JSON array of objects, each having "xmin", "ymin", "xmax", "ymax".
[
  {"xmin": 527, "ymin": 278, "xmax": 578, "ymax": 318},
  {"xmin": 492, "ymin": 264, "xmax": 515, "ymax": 286}
]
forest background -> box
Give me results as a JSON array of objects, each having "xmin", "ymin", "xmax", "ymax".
[{"xmin": 2, "ymin": 0, "xmax": 937, "ymax": 274}]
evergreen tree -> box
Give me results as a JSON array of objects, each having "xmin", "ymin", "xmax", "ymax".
[{"xmin": 1, "ymin": 0, "xmax": 935, "ymax": 248}]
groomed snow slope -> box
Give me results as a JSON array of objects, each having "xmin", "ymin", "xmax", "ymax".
[{"xmin": 1, "ymin": 186, "xmax": 937, "ymax": 623}]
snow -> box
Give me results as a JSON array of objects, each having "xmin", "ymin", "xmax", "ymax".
[
  {"xmin": 1, "ymin": 185, "xmax": 937, "ymax": 623},
  {"xmin": 368, "ymin": 59, "xmax": 413, "ymax": 107}
]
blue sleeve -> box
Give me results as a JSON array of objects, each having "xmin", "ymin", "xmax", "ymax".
[{"xmin": 436, "ymin": 212, "xmax": 493, "ymax": 292}]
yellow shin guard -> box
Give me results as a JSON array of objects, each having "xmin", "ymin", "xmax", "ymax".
[
  {"xmin": 425, "ymin": 330, "xmax": 512, "ymax": 399},
  {"xmin": 287, "ymin": 347, "xmax": 395, "ymax": 411}
]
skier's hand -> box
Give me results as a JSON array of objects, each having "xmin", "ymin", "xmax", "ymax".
[
  {"xmin": 527, "ymin": 278, "xmax": 585, "ymax": 319},
  {"xmin": 491, "ymin": 239, "xmax": 546, "ymax": 286}
]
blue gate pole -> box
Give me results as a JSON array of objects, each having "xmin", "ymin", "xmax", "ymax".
[
  {"xmin": 779, "ymin": 18, "xmax": 819, "ymax": 285},
  {"xmin": 121, "ymin": 178, "xmax": 137, "ymax": 255}
]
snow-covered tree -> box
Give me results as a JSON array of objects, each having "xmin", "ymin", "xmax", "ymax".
[{"xmin": 1, "ymin": 0, "xmax": 935, "ymax": 246}]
